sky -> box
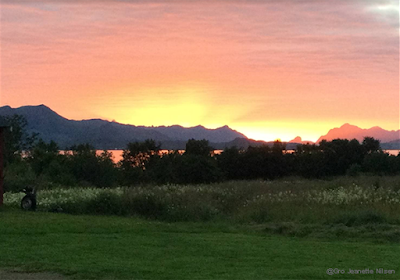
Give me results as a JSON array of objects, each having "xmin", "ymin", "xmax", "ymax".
[{"xmin": 0, "ymin": 0, "xmax": 399, "ymax": 142}]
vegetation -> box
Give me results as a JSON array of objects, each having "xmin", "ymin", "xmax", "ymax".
[
  {"xmin": 3, "ymin": 115, "xmax": 400, "ymax": 190},
  {"xmin": 2, "ymin": 115, "xmax": 400, "ymax": 226},
  {"xmin": 1, "ymin": 114, "xmax": 37, "ymax": 165},
  {"xmin": 3, "ymin": 177, "xmax": 400, "ymax": 241},
  {"xmin": 0, "ymin": 210, "xmax": 399, "ymax": 279},
  {"xmin": 1, "ymin": 114, "xmax": 400, "ymax": 279}
]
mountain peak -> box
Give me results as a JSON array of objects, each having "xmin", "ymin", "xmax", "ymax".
[
  {"xmin": 0, "ymin": 104, "xmax": 249, "ymax": 148},
  {"xmin": 219, "ymin": 125, "xmax": 231, "ymax": 130},
  {"xmin": 338, "ymin": 123, "xmax": 361, "ymax": 131},
  {"xmin": 370, "ymin": 126, "xmax": 384, "ymax": 131},
  {"xmin": 318, "ymin": 123, "xmax": 399, "ymax": 143},
  {"xmin": 289, "ymin": 136, "xmax": 302, "ymax": 143},
  {"xmin": 24, "ymin": 104, "xmax": 51, "ymax": 109},
  {"xmin": 0, "ymin": 104, "xmax": 59, "ymax": 118},
  {"xmin": 340, "ymin": 123, "xmax": 357, "ymax": 128},
  {"xmin": 289, "ymin": 136, "xmax": 314, "ymax": 144}
]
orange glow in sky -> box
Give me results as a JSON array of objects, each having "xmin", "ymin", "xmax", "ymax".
[{"xmin": 1, "ymin": 1, "xmax": 399, "ymax": 142}]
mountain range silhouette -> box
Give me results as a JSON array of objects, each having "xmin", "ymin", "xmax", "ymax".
[{"xmin": 0, "ymin": 105, "xmax": 399, "ymax": 150}]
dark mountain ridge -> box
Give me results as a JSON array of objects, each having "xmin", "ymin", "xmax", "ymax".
[
  {"xmin": 0, "ymin": 105, "xmax": 247, "ymax": 149},
  {"xmin": 0, "ymin": 105, "xmax": 398, "ymax": 150}
]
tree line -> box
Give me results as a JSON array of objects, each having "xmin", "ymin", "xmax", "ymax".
[{"xmin": 2, "ymin": 114, "xmax": 400, "ymax": 191}]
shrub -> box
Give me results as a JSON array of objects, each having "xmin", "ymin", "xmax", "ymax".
[
  {"xmin": 164, "ymin": 203, "xmax": 219, "ymax": 222},
  {"xmin": 3, "ymin": 178, "xmax": 400, "ymax": 228},
  {"xmin": 174, "ymin": 155, "xmax": 222, "ymax": 184},
  {"xmin": 42, "ymin": 160, "xmax": 77, "ymax": 186},
  {"xmin": 332, "ymin": 211, "xmax": 387, "ymax": 227},
  {"xmin": 67, "ymin": 145, "xmax": 118, "ymax": 188},
  {"xmin": 362, "ymin": 152, "xmax": 395, "ymax": 175},
  {"xmin": 346, "ymin": 163, "xmax": 362, "ymax": 177},
  {"xmin": 86, "ymin": 191, "xmax": 125, "ymax": 215},
  {"xmin": 125, "ymin": 193, "xmax": 166, "ymax": 219},
  {"xmin": 4, "ymin": 161, "xmax": 36, "ymax": 192}
]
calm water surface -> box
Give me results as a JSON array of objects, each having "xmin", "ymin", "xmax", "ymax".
[{"xmin": 99, "ymin": 149, "xmax": 400, "ymax": 163}]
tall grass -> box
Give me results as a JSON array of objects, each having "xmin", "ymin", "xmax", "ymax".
[{"xmin": 4, "ymin": 176, "xmax": 400, "ymax": 225}]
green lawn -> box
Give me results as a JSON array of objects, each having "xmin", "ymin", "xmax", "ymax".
[{"xmin": 0, "ymin": 209, "xmax": 399, "ymax": 279}]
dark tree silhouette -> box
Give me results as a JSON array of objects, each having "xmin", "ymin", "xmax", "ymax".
[
  {"xmin": 362, "ymin": 137, "xmax": 381, "ymax": 154},
  {"xmin": 185, "ymin": 139, "xmax": 213, "ymax": 157},
  {"xmin": 0, "ymin": 114, "xmax": 38, "ymax": 164}
]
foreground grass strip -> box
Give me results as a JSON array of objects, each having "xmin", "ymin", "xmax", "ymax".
[
  {"xmin": 0, "ymin": 210, "xmax": 399, "ymax": 280},
  {"xmin": 5, "ymin": 177, "xmax": 400, "ymax": 224}
]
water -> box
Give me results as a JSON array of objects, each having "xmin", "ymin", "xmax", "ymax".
[
  {"xmin": 97, "ymin": 149, "xmax": 223, "ymax": 163},
  {"xmin": 99, "ymin": 149, "xmax": 400, "ymax": 163},
  {"xmin": 385, "ymin": 150, "xmax": 400, "ymax": 156}
]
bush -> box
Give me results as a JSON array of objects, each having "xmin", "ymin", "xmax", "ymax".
[
  {"xmin": 362, "ymin": 152, "xmax": 398, "ymax": 175},
  {"xmin": 124, "ymin": 193, "xmax": 166, "ymax": 219},
  {"xmin": 332, "ymin": 211, "xmax": 388, "ymax": 227},
  {"xmin": 243, "ymin": 200, "xmax": 271, "ymax": 223},
  {"xmin": 4, "ymin": 161, "xmax": 36, "ymax": 192},
  {"xmin": 42, "ymin": 160, "xmax": 77, "ymax": 186},
  {"xmin": 86, "ymin": 191, "xmax": 125, "ymax": 215},
  {"xmin": 174, "ymin": 155, "xmax": 222, "ymax": 184},
  {"xmin": 67, "ymin": 146, "xmax": 118, "ymax": 188},
  {"xmin": 346, "ymin": 163, "xmax": 362, "ymax": 177}
]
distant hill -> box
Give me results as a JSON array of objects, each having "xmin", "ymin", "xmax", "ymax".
[
  {"xmin": 1, "ymin": 105, "xmax": 398, "ymax": 150},
  {"xmin": 0, "ymin": 105, "xmax": 247, "ymax": 149},
  {"xmin": 289, "ymin": 136, "xmax": 314, "ymax": 145},
  {"xmin": 160, "ymin": 137, "xmax": 303, "ymax": 150},
  {"xmin": 145, "ymin": 124, "xmax": 244, "ymax": 143},
  {"xmin": 317, "ymin": 123, "xmax": 400, "ymax": 144},
  {"xmin": 381, "ymin": 139, "xmax": 400, "ymax": 150}
]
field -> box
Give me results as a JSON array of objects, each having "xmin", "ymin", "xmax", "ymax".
[
  {"xmin": 1, "ymin": 176, "xmax": 400, "ymax": 279},
  {"xmin": 4, "ymin": 176, "xmax": 400, "ymax": 226},
  {"xmin": 0, "ymin": 209, "xmax": 399, "ymax": 280}
]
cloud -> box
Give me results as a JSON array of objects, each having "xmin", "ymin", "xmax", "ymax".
[
  {"xmin": 2, "ymin": 1, "xmax": 397, "ymax": 75},
  {"xmin": 1, "ymin": 0, "xmax": 398, "ymax": 135}
]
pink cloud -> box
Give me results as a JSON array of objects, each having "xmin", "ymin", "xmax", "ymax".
[{"xmin": 1, "ymin": 0, "xmax": 398, "ymax": 137}]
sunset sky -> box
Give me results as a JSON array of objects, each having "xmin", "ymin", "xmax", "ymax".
[{"xmin": 1, "ymin": 0, "xmax": 399, "ymax": 142}]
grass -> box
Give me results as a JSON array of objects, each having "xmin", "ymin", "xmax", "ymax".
[
  {"xmin": 4, "ymin": 176, "xmax": 400, "ymax": 225},
  {"xmin": 0, "ymin": 209, "xmax": 399, "ymax": 279},
  {"xmin": 4, "ymin": 176, "xmax": 400, "ymax": 243}
]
